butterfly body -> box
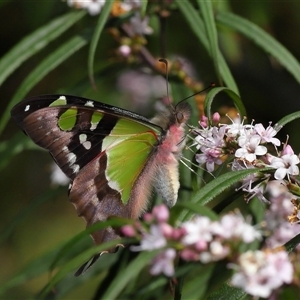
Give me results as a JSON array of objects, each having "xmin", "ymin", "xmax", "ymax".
[{"xmin": 11, "ymin": 94, "xmax": 190, "ymax": 251}]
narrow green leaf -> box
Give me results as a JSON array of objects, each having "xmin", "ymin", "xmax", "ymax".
[
  {"xmin": 178, "ymin": 168, "xmax": 271, "ymax": 222},
  {"xmin": 88, "ymin": 1, "xmax": 114, "ymax": 86},
  {"xmin": 0, "ymin": 11, "xmax": 86, "ymax": 89},
  {"xmin": 38, "ymin": 238, "xmax": 130, "ymax": 297},
  {"xmin": 175, "ymin": 0, "xmax": 208, "ymax": 47},
  {"xmin": 101, "ymin": 251, "xmax": 159, "ymax": 299},
  {"xmin": 129, "ymin": 277, "xmax": 168, "ymax": 297},
  {"xmin": 0, "ymin": 243, "xmax": 65, "ymax": 295},
  {"xmin": 48, "ymin": 218, "xmax": 133, "ymax": 273},
  {"xmin": 216, "ymin": 11, "xmax": 300, "ymax": 84},
  {"xmin": 204, "ymin": 87, "xmax": 247, "ymax": 121},
  {"xmin": 140, "ymin": 0, "xmax": 148, "ymax": 18},
  {"xmin": 276, "ymin": 110, "xmax": 300, "ymax": 128},
  {"xmin": 175, "ymin": 0, "xmax": 239, "ymax": 95},
  {"xmin": 207, "ymin": 282, "xmax": 246, "ymax": 300},
  {"xmin": 177, "ymin": 202, "xmax": 219, "ymax": 221},
  {"xmin": 198, "ymin": 0, "xmax": 222, "ymax": 84},
  {"xmin": 0, "ymin": 33, "xmax": 89, "ymax": 135},
  {"xmin": 285, "ymin": 233, "xmax": 300, "ymax": 253}
]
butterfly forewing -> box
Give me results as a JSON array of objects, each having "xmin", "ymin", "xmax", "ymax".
[{"xmin": 11, "ymin": 95, "xmax": 163, "ymax": 181}]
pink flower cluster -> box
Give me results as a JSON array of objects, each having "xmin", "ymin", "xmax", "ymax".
[
  {"xmin": 231, "ymin": 250, "xmax": 293, "ymax": 298},
  {"xmin": 193, "ymin": 114, "xmax": 300, "ymax": 204},
  {"xmin": 122, "ymin": 204, "xmax": 294, "ymax": 297}
]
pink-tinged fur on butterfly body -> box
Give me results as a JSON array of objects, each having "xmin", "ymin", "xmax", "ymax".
[{"xmin": 69, "ymin": 102, "xmax": 191, "ymax": 253}]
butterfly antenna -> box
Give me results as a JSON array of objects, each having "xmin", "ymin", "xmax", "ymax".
[
  {"xmin": 159, "ymin": 58, "xmax": 171, "ymax": 106},
  {"xmin": 175, "ymin": 82, "xmax": 215, "ymax": 108}
]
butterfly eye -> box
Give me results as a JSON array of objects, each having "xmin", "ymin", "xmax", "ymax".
[{"xmin": 176, "ymin": 111, "xmax": 185, "ymax": 123}]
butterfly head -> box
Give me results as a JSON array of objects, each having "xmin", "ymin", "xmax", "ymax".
[
  {"xmin": 174, "ymin": 101, "xmax": 191, "ymax": 125},
  {"xmin": 150, "ymin": 101, "xmax": 191, "ymax": 131}
]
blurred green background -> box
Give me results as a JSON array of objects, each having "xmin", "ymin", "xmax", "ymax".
[{"xmin": 1, "ymin": 0, "xmax": 300, "ymax": 298}]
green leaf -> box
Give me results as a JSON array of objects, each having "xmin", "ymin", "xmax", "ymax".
[
  {"xmin": 285, "ymin": 233, "xmax": 300, "ymax": 253},
  {"xmin": 178, "ymin": 168, "xmax": 271, "ymax": 222},
  {"xmin": 38, "ymin": 219, "xmax": 134, "ymax": 296},
  {"xmin": 0, "ymin": 11, "xmax": 86, "ymax": 90},
  {"xmin": 216, "ymin": 11, "xmax": 300, "ymax": 85},
  {"xmin": 207, "ymin": 282, "xmax": 247, "ymax": 300},
  {"xmin": 0, "ymin": 243, "xmax": 65, "ymax": 295},
  {"xmin": 177, "ymin": 202, "xmax": 219, "ymax": 221},
  {"xmin": 181, "ymin": 263, "xmax": 215, "ymax": 299},
  {"xmin": 48, "ymin": 218, "xmax": 133, "ymax": 274},
  {"xmin": 140, "ymin": 0, "xmax": 148, "ymax": 18},
  {"xmin": 98, "ymin": 250, "xmax": 159, "ymax": 299},
  {"xmin": 204, "ymin": 87, "xmax": 247, "ymax": 121},
  {"xmin": 175, "ymin": 0, "xmax": 239, "ymax": 95},
  {"xmin": 198, "ymin": 0, "xmax": 222, "ymax": 84},
  {"xmin": 276, "ymin": 110, "xmax": 300, "ymax": 128},
  {"xmin": 0, "ymin": 33, "xmax": 89, "ymax": 135},
  {"xmin": 88, "ymin": 1, "xmax": 114, "ymax": 86}
]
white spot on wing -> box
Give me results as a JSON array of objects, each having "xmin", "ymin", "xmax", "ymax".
[
  {"xmin": 79, "ymin": 134, "xmax": 87, "ymax": 143},
  {"xmin": 62, "ymin": 146, "xmax": 68, "ymax": 153},
  {"xmin": 25, "ymin": 105, "xmax": 30, "ymax": 112},
  {"xmin": 71, "ymin": 164, "xmax": 80, "ymax": 174},
  {"xmin": 66, "ymin": 152, "xmax": 76, "ymax": 164},
  {"xmin": 84, "ymin": 101, "xmax": 94, "ymax": 107},
  {"xmin": 58, "ymin": 95, "xmax": 67, "ymax": 101},
  {"xmin": 83, "ymin": 141, "xmax": 91, "ymax": 150},
  {"xmin": 79, "ymin": 133, "xmax": 92, "ymax": 150}
]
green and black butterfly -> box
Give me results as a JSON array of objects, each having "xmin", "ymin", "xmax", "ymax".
[{"xmin": 11, "ymin": 94, "xmax": 191, "ymax": 271}]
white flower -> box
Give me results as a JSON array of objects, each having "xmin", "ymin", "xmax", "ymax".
[
  {"xmin": 235, "ymin": 134, "xmax": 267, "ymax": 162},
  {"xmin": 196, "ymin": 147, "xmax": 223, "ymax": 172},
  {"xmin": 150, "ymin": 248, "xmax": 176, "ymax": 277},
  {"xmin": 211, "ymin": 214, "xmax": 261, "ymax": 243},
  {"xmin": 199, "ymin": 240, "xmax": 229, "ymax": 263},
  {"xmin": 193, "ymin": 126, "xmax": 225, "ymax": 171},
  {"xmin": 231, "ymin": 250, "xmax": 293, "ymax": 298},
  {"xmin": 242, "ymin": 179, "xmax": 269, "ymax": 203},
  {"xmin": 269, "ymin": 154, "xmax": 300, "ymax": 180},
  {"xmin": 225, "ymin": 116, "xmax": 252, "ymax": 138},
  {"xmin": 181, "ymin": 216, "xmax": 213, "ymax": 245},
  {"xmin": 130, "ymin": 224, "xmax": 166, "ymax": 251},
  {"xmin": 121, "ymin": 0, "xmax": 141, "ymax": 11},
  {"xmin": 254, "ymin": 123, "xmax": 280, "ymax": 146},
  {"xmin": 130, "ymin": 12, "xmax": 153, "ymax": 35},
  {"xmin": 67, "ymin": 0, "xmax": 105, "ymax": 16}
]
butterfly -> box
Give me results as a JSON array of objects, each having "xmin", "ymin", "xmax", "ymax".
[{"xmin": 11, "ymin": 94, "xmax": 191, "ymax": 273}]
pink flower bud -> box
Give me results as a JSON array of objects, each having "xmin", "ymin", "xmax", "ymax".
[
  {"xmin": 152, "ymin": 204, "xmax": 169, "ymax": 223},
  {"xmin": 212, "ymin": 112, "xmax": 220, "ymax": 123},
  {"xmin": 121, "ymin": 225, "xmax": 136, "ymax": 237}
]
